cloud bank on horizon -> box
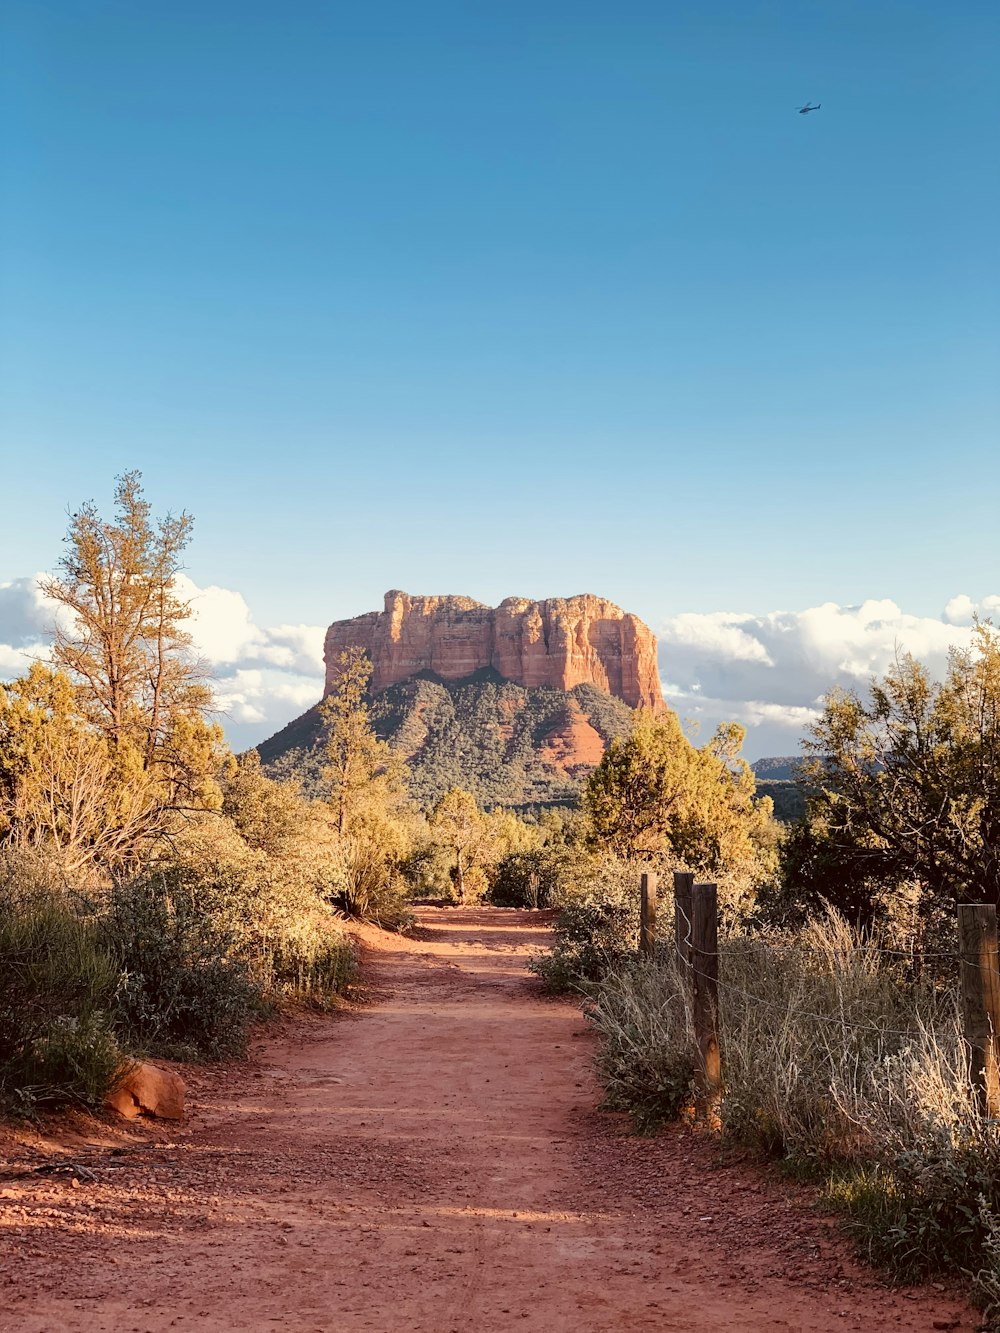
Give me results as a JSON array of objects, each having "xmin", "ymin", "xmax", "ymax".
[
  {"xmin": 2, "ymin": 574, "xmax": 999, "ymax": 761},
  {"xmin": 660, "ymin": 595, "xmax": 1000, "ymax": 758}
]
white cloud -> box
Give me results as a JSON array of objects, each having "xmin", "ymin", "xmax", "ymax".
[
  {"xmin": 0, "ymin": 572, "xmax": 326, "ymax": 752},
  {"xmin": 174, "ymin": 575, "xmax": 263, "ymax": 666},
  {"xmin": 254, "ymin": 624, "xmax": 327, "ymax": 675},
  {"xmin": 943, "ymin": 593, "xmax": 1000, "ymax": 627},
  {"xmin": 0, "ymin": 642, "xmax": 42, "ymax": 676},
  {"xmin": 660, "ymin": 595, "xmax": 1000, "ymax": 760},
  {"xmin": 665, "ymin": 613, "xmax": 774, "ymax": 665},
  {"xmin": 0, "ymin": 574, "xmax": 64, "ymax": 678},
  {"xmin": 213, "ymin": 668, "xmax": 324, "ymax": 731}
]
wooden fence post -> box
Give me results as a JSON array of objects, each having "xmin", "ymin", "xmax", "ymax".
[
  {"xmin": 957, "ymin": 903, "xmax": 1000, "ymax": 1117},
  {"xmin": 639, "ymin": 872, "xmax": 658, "ymax": 956},
  {"xmin": 692, "ymin": 881, "xmax": 722, "ymax": 1123},
  {"xmin": 673, "ymin": 871, "xmax": 694, "ymax": 972}
]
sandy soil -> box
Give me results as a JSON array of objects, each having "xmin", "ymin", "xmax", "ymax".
[{"xmin": 0, "ymin": 906, "xmax": 976, "ymax": 1332}]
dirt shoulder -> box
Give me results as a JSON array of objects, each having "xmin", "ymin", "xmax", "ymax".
[{"xmin": 0, "ymin": 906, "xmax": 975, "ymax": 1332}]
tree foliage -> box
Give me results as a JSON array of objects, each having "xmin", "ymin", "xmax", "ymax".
[
  {"xmin": 797, "ymin": 623, "xmax": 1000, "ymax": 913},
  {"xmin": 585, "ymin": 711, "xmax": 778, "ymax": 914},
  {"xmin": 429, "ymin": 787, "xmax": 483, "ymax": 902},
  {"xmin": 0, "ymin": 664, "xmax": 159, "ymax": 874},
  {"xmin": 222, "ymin": 749, "xmax": 304, "ymax": 859},
  {"xmin": 1, "ymin": 473, "xmax": 229, "ymax": 873},
  {"xmin": 320, "ymin": 648, "xmax": 406, "ymax": 836},
  {"xmin": 317, "ymin": 649, "xmax": 415, "ymax": 924},
  {"xmin": 41, "ymin": 472, "xmax": 224, "ymax": 801}
]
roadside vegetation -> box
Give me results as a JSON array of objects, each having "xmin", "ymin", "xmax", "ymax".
[
  {"xmin": 0, "ymin": 476, "xmax": 358, "ymax": 1111},
  {"xmin": 533, "ymin": 626, "xmax": 1000, "ymax": 1323}
]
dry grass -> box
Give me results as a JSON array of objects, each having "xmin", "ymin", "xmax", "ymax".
[
  {"xmin": 0, "ymin": 851, "xmax": 123, "ymax": 1112},
  {"xmin": 586, "ymin": 908, "xmax": 1000, "ymax": 1318}
]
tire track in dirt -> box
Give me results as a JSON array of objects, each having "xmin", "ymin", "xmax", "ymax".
[{"xmin": 0, "ymin": 907, "xmax": 975, "ymax": 1331}]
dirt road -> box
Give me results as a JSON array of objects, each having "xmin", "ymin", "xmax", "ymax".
[{"xmin": 0, "ymin": 907, "xmax": 974, "ymax": 1331}]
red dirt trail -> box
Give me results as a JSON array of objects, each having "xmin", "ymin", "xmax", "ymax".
[{"xmin": 0, "ymin": 907, "xmax": 976, "ymax": 1332}]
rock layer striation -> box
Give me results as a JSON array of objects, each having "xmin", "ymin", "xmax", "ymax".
[{"xmin": 324, "ymin": 591, "xmax": 663, "ymax": 710}]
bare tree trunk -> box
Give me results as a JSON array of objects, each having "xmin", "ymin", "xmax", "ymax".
[{"xmin": 455, "ymin": 848, "xmax": 465, "ymax": 903}]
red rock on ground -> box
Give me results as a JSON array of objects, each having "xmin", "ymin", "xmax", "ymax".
[{"xmin": 105, "ymin": 1061, "xmax": 185, "ymax": 1120}]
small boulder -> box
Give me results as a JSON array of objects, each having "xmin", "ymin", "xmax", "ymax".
[{"xmin": 106, "ymin": 1062, "xmax": 186, "ymax": 1120}]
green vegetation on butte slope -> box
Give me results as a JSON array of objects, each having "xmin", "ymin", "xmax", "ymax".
[
  {"xmin": 750, "ymin": 757, "xmax": 806, "ymax": 823},
  {"xmin": 258, "ymin": 668, "xmax": 634, "ymax": 810}
]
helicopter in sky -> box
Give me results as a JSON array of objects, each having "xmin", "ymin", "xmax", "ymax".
[{"xmin": 797, "ymin": 102, "xmax": 821, "ymax": 114}]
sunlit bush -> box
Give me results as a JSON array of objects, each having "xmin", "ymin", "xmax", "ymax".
[{"xmin": 527, "ymin": 855, "xmax": 640, "ymax": 991}]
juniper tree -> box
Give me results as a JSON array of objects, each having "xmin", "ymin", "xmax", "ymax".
[
  {"xmin": 585, "ymin": 711, "xmax": 778, "ymax": 917},
  {"xmin": 799, "ymin": 622, "xmax": 1000, "ymax": 913}
]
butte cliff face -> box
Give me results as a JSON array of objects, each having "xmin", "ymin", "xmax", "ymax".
[
  {"xmin": 323, "ymin": 591, "xmax": 664, "ymax": 711},
  {"xmin": 258, "ymin": 592, "xmax": 663, "ymax": 807}
]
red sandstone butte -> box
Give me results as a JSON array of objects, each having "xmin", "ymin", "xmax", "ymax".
[{"xmin": 323, "ymin": 591, "xmax": 664, "ymax": 710}]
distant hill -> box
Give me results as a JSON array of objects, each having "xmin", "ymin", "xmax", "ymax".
[
  {"xmin": 753, "ymin": 780, "xmax": 806, "ymax": 823},
  {"xmin": 750, "ymin": 756, "xmax": 808, "ymax": 823},
  {"xmin": 751, "ymin": 756, "xmax": 803, "ymax": 783},
  {"xmin": 258, "ymin": 669, "xmax": 635, "ymax": 810},
  {"xmin": 259, "ymin": 592, "xmax": 812, "ymax": 814},
  {"xmin": 260, "ymin": 589, "xmax": 660, "ymax": 809}
]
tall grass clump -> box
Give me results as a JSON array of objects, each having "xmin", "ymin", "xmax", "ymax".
[
  {"xmin": 718, "ymin": 912, "xmax": 942, "ymax": 1162},
  {"xmin": 0, "ymin": 852, "xmax": 123, "ymax": 1112},
  {"xmin": 590, "ymin": 949, "xmax": 696, "ymax": 1129},
  {"xmin": 329, "ymin": 835, "xmax": 414, "ymax": 932}
]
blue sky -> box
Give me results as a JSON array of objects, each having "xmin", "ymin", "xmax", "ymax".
[{"xmin": 1, "ymin": 1, "xmax": 998, "ymax": 757}]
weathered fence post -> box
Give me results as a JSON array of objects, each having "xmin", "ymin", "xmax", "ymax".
[
  {"xmin": 692, "ymin": 881, "xmax": 722, "ymax": 1123},
  {"xmin": 639, "ymin": 871, "xmax": 658, "ymax": 956},
  {"xmin": 957, "ymin": 902, "xmax": 1000, "ymax": 1117},
  {"xmin": 673, "ymin": 871, "xmax": 694, "ymax": 972}
]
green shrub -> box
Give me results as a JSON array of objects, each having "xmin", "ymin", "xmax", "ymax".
[
  {"xmin": 18, "ymin": 1013, "xmax": 124, "ymax": 1111},
  {"xmin": 261, "ymin": 912, "xmax": 357, "ymax": 1005},
  {"xmin": 398, "ymin": 840, "xmax": 451, "ymax": 898},
  {"xmin": 528, "ymin": 855, "xmax": 639, "ymax": 991},
  {"xmin": 454, "ymin": 862, "xmax": 489, "ymax": 904},
  {"xmin": 490, "ymin": 846, "xmax": 575, "ymax": 908},
  {"xmin": 820, "ymin": 1007, "xmax": 1000, "ymax": 1284},
  {"xmin": 826, "ymin": 1122, "xmax": 1000, "ymax": 1280},
  {"xmin": 142, "ymin": 814, "xmax": 361, "ymax": 1005},
  {"xmin": 973, "ymin": 1204, "xmax": 1000, "ymax": 1330},
  {"xmin": 100, "ymin": 875, "xmax": 262, "ymax": 1060},
  {"xmin": 0, "ymin": 856, "xmax": 123, "ymax": 1111}
]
